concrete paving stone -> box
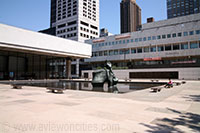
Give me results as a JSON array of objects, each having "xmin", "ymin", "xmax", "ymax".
[{"xmin": 0, "ymin": 80, "xmax": 199, "ymax": 133}]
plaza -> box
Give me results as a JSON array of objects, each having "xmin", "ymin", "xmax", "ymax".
[
  {"xmin": 0, "ymin": 80, "xmax": 199, "ymax": 133},
  {"xmin": 0, "ymin": 0, "xmax": 200, "ymax": 133}
]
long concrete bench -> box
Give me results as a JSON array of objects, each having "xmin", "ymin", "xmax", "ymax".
[
  {"xmin": 11, "ymin": 84, "xmax": 22, "ymax": 89},
  {"xmin": 151, "ymin": 79, "xmax": 159, "ymax": 82},
  {"xmin": 46, "ymin": 87, "xmax": 65, "ymax": 93},
  {"xmin": 151, "ymin": 86, "xmax": 163, "ymax": 92}
]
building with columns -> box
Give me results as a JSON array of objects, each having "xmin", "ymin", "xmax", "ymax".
[{"xmin": 0, "ymin": 23, "xmax": 91, "ymax": 80}]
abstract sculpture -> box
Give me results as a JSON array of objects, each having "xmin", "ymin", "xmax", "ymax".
[{"xmin": 92, "ymin": 62, "xmax": 118, "ymax": 88}]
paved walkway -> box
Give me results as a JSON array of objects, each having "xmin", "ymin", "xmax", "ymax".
[{"xmin": 0, "ymin": 81, "xmax": 199, "ymax": 133}]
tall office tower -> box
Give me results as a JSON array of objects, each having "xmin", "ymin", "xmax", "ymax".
[
  {"xmin": 167, "ymin": 0, "xmax": 200, "ymax": 19},
  {"xmin": 51, "ymin": 0, "xmax": 99, "ymax": 42},
  {"xmin": 120, "ymin": 0, "xmax": 141, "ymax": 33},
  {"xmin": 49, "ymin": 0, "xmax": 99, "ymax": 77}
]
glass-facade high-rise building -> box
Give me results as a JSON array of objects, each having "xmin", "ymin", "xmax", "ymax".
[{"xmin": 167, "ymin": 0, "xmax": 200, "ymax": 19}]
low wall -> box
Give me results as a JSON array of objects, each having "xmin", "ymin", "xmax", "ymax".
[{"xmin": 82, "ymin": 67, "xmax": 200, "ymax": 80}]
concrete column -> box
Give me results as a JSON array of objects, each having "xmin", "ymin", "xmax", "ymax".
[
  {"xmin": 66, "ymin": 59, "xmax": 71, "ymax": 79},
  {"xmin": 76, "ymin": 59, "xmax": 80, "ymax": 77}
]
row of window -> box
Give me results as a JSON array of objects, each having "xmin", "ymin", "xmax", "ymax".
[
  {"xmin": 59, "ymin": 32, "xmax": 77, "ymax": 38},
  {"xmin": 83, "ymin": 0, "xmax": 97, "ymax": 21},
  {"xmin": 92, "ymin": 41, "xmax": 200, "ymax": 57},
  {"xmin": 57, "ymin": 21, "xmax": 76, "ymax": 29},
  {"xmin": 80, "ymin": 27, "xmax": 98, "ymax": 35},
  {"xmin": 67, "ymin": 26, "xmax": 76, "ymax": 32},
  {"xmin": 57, "ymin": 0, "xmax": 77, "ymax": 20},
  {"xmin": 59, "ymin": 32, "xmax": 97, "ymax": 39},
  {"xmin": 80, "ymin": 33, "xmax": 95, "ymax": 39},
  {"xmin": 80, "ymin": 21, "xmax": 98, "ymax": 30},
  {"xmin": 92, "ymin": 30, "xmax": 200, "ymax": 48},
  {"xmin": 57, "ymin": 29, "xmax": 66, "ymax": 34}
]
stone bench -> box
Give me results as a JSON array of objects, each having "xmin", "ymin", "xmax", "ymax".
[
  {"xmin": 151, "ymin": 86, "xmax": 163, "ymax": 92},
  {"xmin": 11, "ymin": 84, "xmax": 22, "ymax": 89},
  {"xmin": 174, "ymin": 82, "xmax": 181, "ymax": 86},
  {"xmin": 181, "ymin": 81, "xmax": 186, "ymax": 84},
  {"xmin": 151, "ymin": 79, "xmax": 159, "ymax": 82},
  {"xmin": 46, "ymin": 87, "xmax": 65, "ymax": 93}
]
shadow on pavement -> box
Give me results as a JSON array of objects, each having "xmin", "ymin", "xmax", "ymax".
[
  {"xmin": 183, "ymin": 95, "xmax": 200, "ymax": 102},
  {"xmin": 140, "ymin": 108, "xmax": 200, "ymax": 133}
]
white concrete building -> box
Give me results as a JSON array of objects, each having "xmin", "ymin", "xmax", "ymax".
[
  {"xmin": 0, "ymin": 23, "xmax": 91, "ymax": 80},
  {"xmin": 83, "ymin": 14, "xmax": 200, "ymax": 80}
]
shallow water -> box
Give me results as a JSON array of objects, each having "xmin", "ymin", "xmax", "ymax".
[{"xmin": 14, "ymin": 81, "xmax": 163, "ymax": 93}]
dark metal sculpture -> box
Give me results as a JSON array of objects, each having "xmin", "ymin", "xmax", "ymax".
[{"xmin": 92, "ymin": 62, "xmax": 118, "ymax": 88}]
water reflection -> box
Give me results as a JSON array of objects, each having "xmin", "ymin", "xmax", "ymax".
[{"xmin": 16, "ymin": 81, "xmax": 162, "ymax": 94}]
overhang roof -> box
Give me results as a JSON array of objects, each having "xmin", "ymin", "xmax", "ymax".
[{"xmin": 0, "ymin": 23, "xmax": 92, "ymax": 58}]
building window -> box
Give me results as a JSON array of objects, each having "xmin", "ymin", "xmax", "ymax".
[
  {"xmin": 190, "ymin": 42, "xmax": 198, "ymax": 49},
  {"xmin": 104, "ymin": 51, "xmax": 108, "ymax": 56},
  {"xmin": 131, "ymin": 39, "xmax": 134, "ymax": 42},
  {"xmin": 196, "ymin": 30, "xmax": 200, "ymax": 35},
  {"xmin": 135, "ymin": 38, "xmax": 138, "ymax": 42},
  {"xmin": 119, "ymin": 50, "xmax": 124, "ymax": 55},
  {"xmin": 123, "ymin": 40, "xmax": 126, "ymax": 44},
  {"xmin": 131, "ymin": 49, "xmax": 136, "ymax": 54},
  {"xmin": 167, "ymin": 34, "xmax": 171, "ymax": 38},
  {"xmin": 99, "ymin": 51, "xmax": 103, "ymax": 56},
  {"xmin": 68, "ymin": 21, "xmax": 77, "ymax": 26},
  {"xmin": 165, "ymin": 45, "xmax": 172, "ymax": 51},
  {"xmin": 143, "ymin": 37, "xmax": 146, "ymax": 41},
  {"xmin": 178, "ymin": 32, "xmax": 182, "ymax": 37},
  {"xmin": 114, "ymin": 50, "xmax": 118, "ymax": 55},
  {"xmin": 157, "ymin": 35, "xmax": 161, "ymax": 39},
  {"xmin": 127, "ymin": 40, "xmax": 129, "ymax": 43},
  {"xmin": 148, "ymin": 36, "xmax": 151, "ymax": 40},
  {"xmin": 158, "ymin": 46, "xmax": 164, "ymax": 51},
  {"xmin": 139, "ymin": 38, "xmax": 142, "ymax": 42},
  {"xmin": 173, "ymin": 44, "xmax": 180, "ymax": 50},
  {"xmin": 184, "ymin": 32, "xmax": 188, "ymax": 36},
  {"xmin": 189, "ymin": 31, "xmax": 194, "ymax": 35},
  {"xmin": 137, "ymin": 48, "xmax": 142, "ymax": 53},
  {"xmin": 162, "ymin": 35, "xmax": 166, "ymax": 39},
  {"xmin": 172, "ymin": 33, "xmax": 176, "ymax": 37},
  {"xmin": 109, "ymin": 50, "xmax": 114, "ymax": 56},
  {"xmin": 152, "ymin": 36, "xmax": 156, "ymax": 40},
  {"xmin": 144, "ymin": 47, "xmax": 149, "ymax": 52},
  {"xmin": 150, "ymin": 47, "xmax": 156, "ymax": 52},
  {"xmin": 181, "ymin": 43, "xmax": 188, "ymax": 50},
  {"xmin": 80, "ymin": 21, "xmax": 89, "ymax": 27},
  {"xmin": 90, "ymin": 25, "xmax": 98, "ymax": 30},
  {"xmin": 199, "ymin": 41, "xmax": 200, "ymax": 48},
  {"xmin": 125, "ymin": 49, "xmax": 130, "ymax": 54}
]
